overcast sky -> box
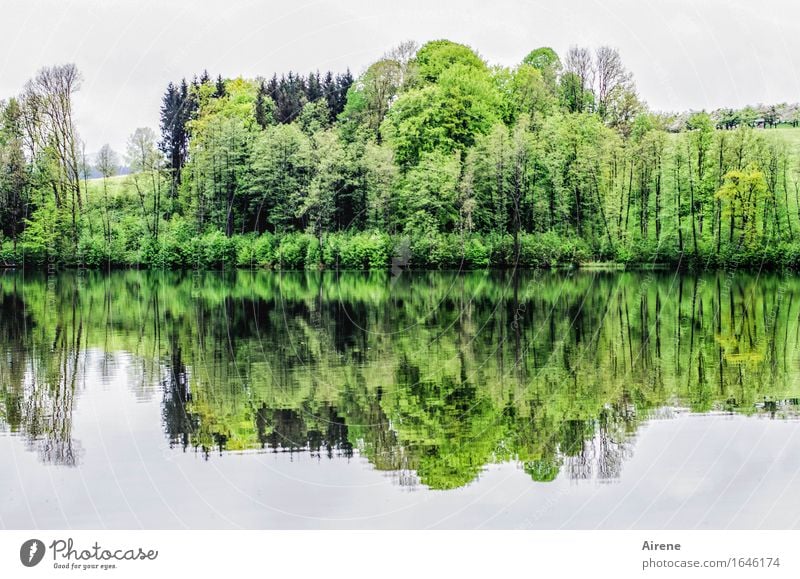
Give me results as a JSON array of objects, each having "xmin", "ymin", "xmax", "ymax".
[{"xmin": 2, "ymin": 0, "xmax": 800, "ymax": 155}]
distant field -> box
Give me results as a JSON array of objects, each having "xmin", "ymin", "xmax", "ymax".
[
  {"xmin": 764, "ymin": 126, "xmax": 800, "ymax": 150},
  {"xmin": 84, "ymin": 174, "xmax": 142, "ymax": 215},
  {"xmin": 665, "ymin": 126, "xmax": 800, "ymax": 146},
  {"xmin": 85, "ymin": 174, "xmax": 130, "ymax": 196},
  {"xmin": 82, "ymin": 174, "xmax": 140, "ymax": 234}
]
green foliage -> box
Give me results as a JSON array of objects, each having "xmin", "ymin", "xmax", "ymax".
[
  {"xmin": 399, "ymin": 150, "xmax": 462, "ymax": 233},
  {"xmin": 382, "ymin": 63, "xmax": 501, "ymax": 168},
  {"xmin": 0, "ymin": 238, "xmax": 17, "ymax": 264},
  {"xmin": 249, "ymin": 124, "xmax": 312, "ymax": 232},
  {"xmin": 297, "ymin": 100, "xmax": 331, "ymax": 135},
  {"xmin": 318, "ymin": 231, "xmax": 391, "ymax": 269},
  {"xmin": 519, "ymin": 232, "xmax": 591, "ymax": 267},
  {"xmin": 304, "ymin": 235, "xmax": 321, "ymax": 268},
  {"xmin": 560, "ymin": 72, "xmax": 595, "ymax": 113},
  {"xmin": 252, "ymin": 233, "xmax": 277, "ymax": 267},
  {"xmin": 413, "ymin": 40, "xmax": 486, "ymax": 84},
  {"xmin": 201, "ymin": 230, "xmax": 238, "ymax": 269},
  {"xmin": 339, "ymin": 59, "xmax": 404, "ymax": 137},
  {"xmin": 509, "ymin": 64, "xmax": 556, "ymax": 122},
  {"xmin": 19, "ymin": 202, "xmax": 60, "ymax": 265},
  {"xmin": 524, "ymin": 458, "xmax": 562, "ymax": 483},
  {"xmin": 276, "ymin": 232, "xmax": 311, "ymax": 269},
  {"xmin": 521, "ymin": 46, "xmax": 561, "ymax": 98},
  {"xmin": 11, "ymin": 41, "xmax": 800, "ymax": 273},
  {"xmin": 77, "ymin": 234, "xmax": 110, "ymax": 268},
  {"xmin": 523, "ymin": 47, "xmax": 561, "ymax": 73},
  {"xmin": 463, "ymin": 236, "xmax": 490, "ymax": 268}
]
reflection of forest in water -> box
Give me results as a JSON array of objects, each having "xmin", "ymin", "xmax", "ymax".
[{"xmin": 1, "ymin": 270, "xmax": 799, "ymax": 490}]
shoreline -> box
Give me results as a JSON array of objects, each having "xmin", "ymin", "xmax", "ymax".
[{"xmin": 0, "ymin": 260, "xmax": 790, "ymax": 272}]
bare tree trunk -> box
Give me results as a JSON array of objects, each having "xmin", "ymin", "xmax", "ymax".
[
  {"xmin": 687, "ymin": 142, "xmax": 698, "ymax": 256},
  {"xmin": 675, "ymin": 156, "xmax": 684, "ymax": 255}
]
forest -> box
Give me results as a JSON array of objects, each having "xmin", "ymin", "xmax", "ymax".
[{"xmin": 4, "ymin": 40, "xmax": 800, "ymax": 270}]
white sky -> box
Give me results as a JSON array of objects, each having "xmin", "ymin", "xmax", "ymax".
[{"xmin": 2, "ymin": 0, "xmax": 800, "ymax": 154}]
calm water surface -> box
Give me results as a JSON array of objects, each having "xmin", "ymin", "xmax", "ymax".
[{"xmin": 1, "ymin": 269, "xmax": 800, "ymax": 528}]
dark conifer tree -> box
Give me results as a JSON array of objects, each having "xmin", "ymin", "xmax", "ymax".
[
  {"xmin": 274, "ymin": 74, "xmax": 288, "ymax": 122},
  {"xmin": 266, "ymin": 74, "xmax": 279, "ymax": 98},
  {"xmin": 306, "ymin": 71, "xmax": 322, "ymax": 102},
  {"xmin": 215, "ymin": 74, "xmax": 226, "ymax": 98},
  {"xmin": 255, "ymin": 81, "xmax": 270, "ymax": 129},
  {"xmin": 273, "ymin": 72, "xmax": 308, "ymax": 123},
  {"xmin": 159, "ymin": 78, "xmax": 195, "ymax": 199},
  {"xmin": 333, "ymin": 69, "xmax": 354, "ymax": 117},
  {"xmin": 0, "ymin": 98, "xmax": 28, "ymax": 245},
  {"xmin": 296, "ymin": 73, "xmax": 308, "ymax": 105},
  {"xmin": 322, "ymin": 71, "xmax": 336, "ymax": 120}
]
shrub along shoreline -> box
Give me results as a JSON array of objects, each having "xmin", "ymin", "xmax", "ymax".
[{"xmin": 4, "ymin": 229, "xmax": 800, "ymax": 270}]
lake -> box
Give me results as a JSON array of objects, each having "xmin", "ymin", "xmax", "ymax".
[{"xmin": 1, "ymin": 269, "xmax": 800, "ymax": 529}]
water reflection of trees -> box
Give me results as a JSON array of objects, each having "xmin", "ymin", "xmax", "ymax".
[
  {"xmin": 1, "ymin": 270, "xmax": 799, "ymax": 487},
  {"xmin": 0, "ymin": 283, "xmax": 80, "ymax": 465}
]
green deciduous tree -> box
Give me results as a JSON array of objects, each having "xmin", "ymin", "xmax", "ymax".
[
  {"xmin": 716, "ymin": 165, "xmax": 769, "ymax": 251},
  {"xmin": 94, "ymin": 143, "xmax": 118, "ymax": 248},
  {"xmin": 382, "ymin": 63, "xmax": 501, "ymax": 168},
  {"xmin": 249, "ymin": 124, "xmax": 313, "ymax": 232}
]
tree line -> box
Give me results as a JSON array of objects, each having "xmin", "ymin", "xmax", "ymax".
[{"xmin": 4, "ymin": 40, "xmax": 800, "ymax": 269}]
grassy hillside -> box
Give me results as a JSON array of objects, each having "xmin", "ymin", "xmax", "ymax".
[{"xmin": 765, "ymin": 126, "xmax": 800, "ymax": 149}]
